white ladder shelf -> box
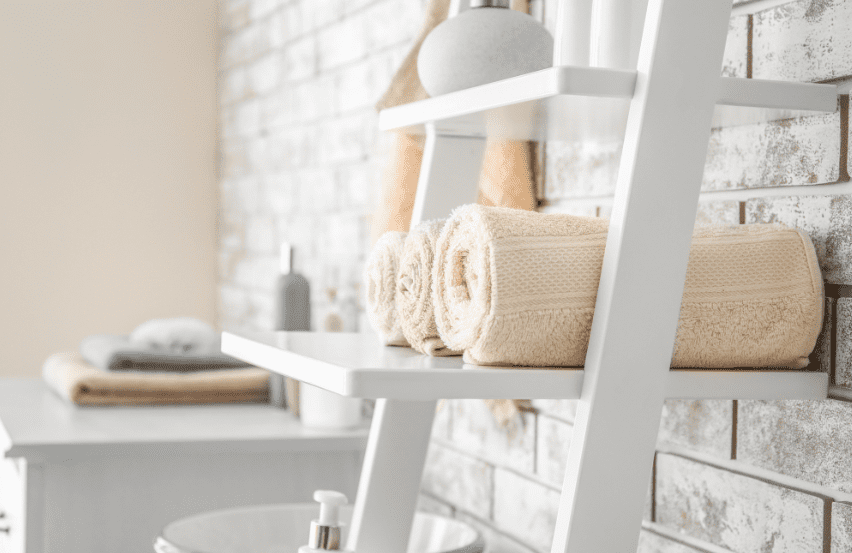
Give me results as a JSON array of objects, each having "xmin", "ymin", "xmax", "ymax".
[{"xmin": 223, "ymin": 0, "xmax": 838, "ymax": 550}]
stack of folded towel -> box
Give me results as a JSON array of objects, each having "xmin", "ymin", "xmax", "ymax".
[
  {"xmin": 366, "ymin": 204, "xmax": 825, "ymax": 421},
  {"xmin": 44, "ymin": 317, "xmax": 268, "ymax": 406}
]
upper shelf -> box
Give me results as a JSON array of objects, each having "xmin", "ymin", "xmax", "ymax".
[
  {"xmin": 378, "ymin": 66, "xmax": 839, "ymax": 141},
  {"xmin": 221, "ymin": 331, "xmax": 828, "ymax": 401}
]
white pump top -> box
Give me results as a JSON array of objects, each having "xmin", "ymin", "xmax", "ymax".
[
  {"xmin": 280, "ymin": 242, "xmax": 292, "ymax": 275},
  {"xmin": 315, "ymin": 489, "xmax": 347, "ymax": 527}
]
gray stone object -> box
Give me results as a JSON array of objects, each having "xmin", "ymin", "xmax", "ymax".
[{"xmin": 417, "ymin": 6, "xmax": 554, "ymax": 97}]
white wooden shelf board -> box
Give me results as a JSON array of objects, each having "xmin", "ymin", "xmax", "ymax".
[
  {"xmin": 378, "ymin": 66, "xmax": 838, "ymax": 140},
  {"xmin": 222, "ymin": 331, "xmax": 828, "ymax": 401}
]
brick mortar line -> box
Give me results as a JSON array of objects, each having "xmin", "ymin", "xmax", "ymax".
[
  {"xmin": 217, "ymin": 41, "xmax": 409, "ymax": 110},
  {"xmin": 260, "ymin": 106, "xmax": 383, "ymax": 134},
  {"xmin": 641, "ymin": 521, "xmax": 736, "ymax": 553},
  {"xmin": 220, "ymin": 105, "xmax": 379, "ymax": 140},
  {"xmin": 218, "ymin": 8, "xmax": 414, "ymax": 76},
  {"xmin": 828, "ymin": 385, "xmax": 852, "ymax": 402},
  {"xmin": 823, "ymin": 500, "xmax": 833, "ymax": 553},
  {"xmin": 218, "ymin": 0, "xmax": 395, "ymax": 70},
  {"xmin": 830, "ymin": 298, "xmax": 839, "ymax": 386},
  {"xmin": 656, "ymin": 444, "xmax": 852, "ymax": 503},
  {"xmin": 542, "ymin": 178, "xmax": 852, "ymax": 209},
  {"xmin": 746, "ymin": 14, "xmax": 753, "ymax": 80},
  {"xmin": 217, "ymin": 34, "xmax": 408, "ymax": 80},
  {"xmin": 730, "ymin": 399, "xmax": 738, "ymax": 460},
  {"xmin": 731, "ymin": 0, "xmax": 802, "ymax": 17},
  {"xmin": 429, "ymin": 436, "xmax": 563, "ymax": 493}
]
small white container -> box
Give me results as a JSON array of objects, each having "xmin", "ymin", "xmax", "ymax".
[{"xmin": 299, "ymin": 383, "xmax": 362, "ymax": 430}]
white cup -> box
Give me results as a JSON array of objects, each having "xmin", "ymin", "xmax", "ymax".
[{"xmin": 299, "ymin": 383, "xmax": 362, "ymax": 430}]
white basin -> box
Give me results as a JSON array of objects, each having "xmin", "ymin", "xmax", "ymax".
[{"xmin": 155, "ymin": 503, "xmax": 484, "ymax": 553}]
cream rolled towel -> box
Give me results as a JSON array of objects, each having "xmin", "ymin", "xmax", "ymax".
[
  {"xmin": 365, "ymin": 231, "xmax": 410, "ymax": 346},
  {"xmin": 397, "ymin": 219, "xmax": 461, "ymax": 356},
  {"xmin": 434, "ymin": 204, "xmax": 824, "ymax": 369}
]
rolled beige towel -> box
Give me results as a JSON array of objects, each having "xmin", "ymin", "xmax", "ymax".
[
  {"xmin": 365, "ymin": 231, "xmax": 410, "ymax": 346},
  {"xmin": 396, "ymin": 219, "xmax": 461, "ymax": 356},
  {"xmin": 434, "ymin": 204, "xmax": 824, "ymax": 369}
]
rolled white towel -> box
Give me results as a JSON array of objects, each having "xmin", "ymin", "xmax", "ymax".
[
  {"xmin": 129, "ymin": 317, "xmax": 221, "ymax": 356},
  {"xmin": 365, "ymin": 231, "xmax": 410, "ymax": 346},
  {"xmin": 396, "ymin": 219, "xmax": 460, "ymax": 356}
]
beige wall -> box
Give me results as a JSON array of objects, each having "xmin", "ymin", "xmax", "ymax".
[{"xmin": 0, "ymin": 1, "xmax": 218, "ymax": 377}]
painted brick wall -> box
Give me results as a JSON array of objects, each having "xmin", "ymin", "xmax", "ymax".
[
  {"xmin": 218, "ymin": 0, "xmax": 852, "ymax": 552},
  {"xmin": 217, "ymin": 0, "xmax": 423, "ymax": 332}
]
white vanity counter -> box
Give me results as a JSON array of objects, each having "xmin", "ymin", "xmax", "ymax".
[{"xmin": 0, "ymin": 378, "xmax": 368, "ymax": 553}]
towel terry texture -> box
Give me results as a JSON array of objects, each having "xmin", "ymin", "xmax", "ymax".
[
  {"xmin": 43, "ymin": 352, "xmax": 269, "ymax": 406},
  {"xmin": 434, "ymin": 204, "xmax": 824, "ymax": 369},
  {"xmin": 397, "ymin": 219, "xmax": 462, "ymax": 356},
  {"xmin": 365, "ymin": 231, "xmax": 410, "ymax": 346},
  {"xmin": 80, "ymin": 334, "xmax": 251, "ymax": 372}
]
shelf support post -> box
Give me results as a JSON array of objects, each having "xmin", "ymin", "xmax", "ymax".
[
  {"xmin": 550, "ymin": 0, "xmax": 734, "ymax": 551},
  {"xmin": 348, "ymin": 123, "xmax": 487, "ymax": 553},
  {"xmin": 410, "ymin": 124, "xmax": 486, "ymax": 227},
  {"xmin": 346, "ymin": 399, "xmax": 437, "ymax": 553}
]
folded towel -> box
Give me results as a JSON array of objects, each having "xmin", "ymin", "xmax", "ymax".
[
  {"xmin": 80, "ymin": 334, "xmax": 251, "ymax": 372},
  {"xmin": 365, "ymin": 231, "xmax": 410, "ymax": 346},
  {"xmin": 43, "ymin": 352, "xmax": 269, "ymax": 406},
  {"xmin": 434, "ymin": 204, "xmax": 824, "ymax": 369},
  {"xmin": 396, "ymin": 220, "xmax": 461, "ymax": 356},
  {"xmin": 129, "ymin": 317, "xmax": 220, "ymax": 355}
]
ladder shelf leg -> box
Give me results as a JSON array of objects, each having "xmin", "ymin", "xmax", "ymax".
[
  {"xmin": 346, "ymin": 399, "xmax": 437, "ymax": 553},
  {"xmin": 550, "ymin": 0, "xmax": 734, "ymax": 551},
  {"xmin": 348, "ymin": 110, "xmax": 486, "ymax": 553},
  {"xmin": 411, "ymin": 125, "xmax": 486, "ymax": 226}
]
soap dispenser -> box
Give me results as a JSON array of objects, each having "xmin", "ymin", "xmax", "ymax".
[
  {"xmin": 272, "ymin": 242, "xmax": 311, "ymax": 410},
  {"xmin": 299, "ymin": 490, "xmax": 351, "ymax": 553}
]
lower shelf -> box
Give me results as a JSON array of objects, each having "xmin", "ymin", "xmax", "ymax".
[{"xmin": 221, "ymin": 331, "xmax": 828, "ymax": 401}]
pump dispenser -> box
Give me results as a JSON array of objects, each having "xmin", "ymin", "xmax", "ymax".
[
  {"xmin": 271, "ymin": 243, "xmax": 310, "ymax": 409},
  {"xmin": 299, "ymin": 490, "xmax": 350, "ymax": 553}
]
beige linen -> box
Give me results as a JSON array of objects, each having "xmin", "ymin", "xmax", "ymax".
[
  {"xmin": 397, "ymin": 219, "xmax": 461, "ymax": 356},
  {"xmin": 43, "ymin": 352, "xmax": 269, "ymax": 406},
  {"xmin": 365, "ymin": 231, "xmax": 410, "ymax": 346},
  {"xmin": 434, "ymin": 204, "xmax": 824, "ymax": 369}
]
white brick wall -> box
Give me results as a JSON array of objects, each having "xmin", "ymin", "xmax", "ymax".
[
  {"xmin": 218, "ymin": 0, "xmax": 852, "ymax": 550},
  {"xmin": 217, "ymin": 0, "xmax": 419, "ymax": 331}
]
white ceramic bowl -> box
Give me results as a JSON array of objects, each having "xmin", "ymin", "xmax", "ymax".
[{"xmin": 155, "ymin": 503, "xmax": 484, "ymax": 553}]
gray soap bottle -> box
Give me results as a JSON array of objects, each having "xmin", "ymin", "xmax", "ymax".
[
  {"xmin": 271, "ymin": 243, "xmax": 310, "ymax": 408},
  {"xmin": 275, "ymin": 243, "xmax": 311, "ymax": 331}
]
